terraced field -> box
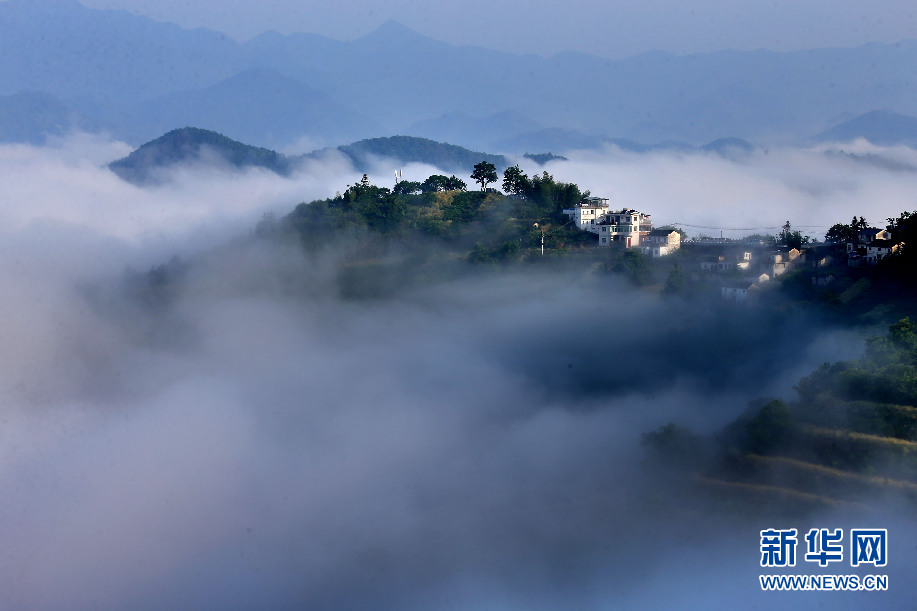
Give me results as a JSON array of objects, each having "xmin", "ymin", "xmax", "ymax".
[{"xmin": 697, "ymin": 399, "xmax": 917, "ymax": 512}]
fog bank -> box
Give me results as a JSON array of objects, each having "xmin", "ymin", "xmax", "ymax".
[{"xmin": 0, "ymin": 136, "xmax": 912, "ymax": 609}]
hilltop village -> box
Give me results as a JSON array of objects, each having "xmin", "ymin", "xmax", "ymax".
[
  {"xmin": 268, "ymin": 161, "xmax": 917, "ymax": 312},
  {"xmin": 562, "ymin": 196, "xmax": 903, "ymax": 304}
]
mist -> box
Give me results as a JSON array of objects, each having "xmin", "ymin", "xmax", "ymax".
[{"xmin": 0, "ymin": 135, "xmax": 913, "ymax": 609}]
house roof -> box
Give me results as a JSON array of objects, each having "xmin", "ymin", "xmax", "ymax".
[{"xmin": 868, "ymin": 239, "xmax": 896, "ymax": 248}]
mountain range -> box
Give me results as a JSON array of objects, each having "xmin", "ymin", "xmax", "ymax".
[
  {"xmin": 108, "ymin": 129, "xmax": 514, "ymax": 184},
  {"xmin": 4, "ymin": 0, "xmax": 917, "ymax": 152},
  {"xmin": 115, "ymin": 124, "xmax": 917, "ymax": 188}
]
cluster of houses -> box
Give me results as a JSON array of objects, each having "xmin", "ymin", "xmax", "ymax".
[
  {"xmin": 562, "ymin": 197, "xmax": 841, "ymax": 303},
  {"xmin": 846, "ymin": 227, "xmax": 898, "ymax": 266},
  {"xmin": 704, "ymin": 247, "xmax": 807, "ymax": 303},
  {"xmin": 563, "ymin": 196, "xmax": 907, "ymax": 304},
  {"xmin": 562, "ymin": 197, "xmax": 681, "ymax": 256}
]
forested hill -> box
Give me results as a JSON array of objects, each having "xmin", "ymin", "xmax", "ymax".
[
  {"xmin": 644, "ymin": 315, "xmax": 917, "ymax": 514},
  {"xmin": 108, "ymin": 129, "xmax": 566, "ymax": 183},
  {"xmin": 814, "ymin": 110, "xmax": 917, "ymax": 148},
  {"xmin": 314, "ymin": 136, "xmax": 508, "ymax": 174},
  {"xmin": 109, "ymin": 127, "xmax": 291, "ymax": 184}
]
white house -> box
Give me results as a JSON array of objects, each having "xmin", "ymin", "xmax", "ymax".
[
  {"xmin": 563, "ymin": 197, "xmax": 609, "ymax": 232},
  {"xmin": 701, "ymin": 254, "xmax": 751, "ymax": 272},
  {"xmin": 858, "ymin": 227, "xmax": 890, "ymax": 244},
  {"xmin": 767, "ymin": 248, "xmax": 801, "ymax": 276},
  {"xmin": 721, "ymin": 281, "xmax": 756, "ymax": 304},
  {"xmin": 641, "ymin": 229, "xmax": 681, "ymax": 257},
  {"xmin": 595, "ymin": 208, "xmax": 652, "ymax": 247},
  {"xmin": 866, "ymin": 239, "xmax": 898, "ymax": 264},
  {"xmin": 564, "ymin": 198, "xmax": 652, "ymax": 248}
]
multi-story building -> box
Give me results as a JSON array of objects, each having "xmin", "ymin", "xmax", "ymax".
[
  {"xmin": 595, "ymin": 208, "xmax": 652, "ymax": 247},
  {"xmin": 563, "ymin": 197, "xmax": 652, "ymax": 247},
  {"xmin": 564, "ymin": 197, "xmax": 609, "ymax": 232}
]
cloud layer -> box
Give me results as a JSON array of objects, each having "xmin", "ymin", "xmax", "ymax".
[{"xmin": 0, "ymin": 136, "xmax": 913, "ymax": 609}]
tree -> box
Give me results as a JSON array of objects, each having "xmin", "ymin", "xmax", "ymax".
[
  {"xmin": 887, "ymin": 211, "xmax": 916, "ymax": 241},
  {"xmin": 825, "ymin": 216, "xmax": 868, "ymax": 244},
  {"xmin": 393, "ymin": 180, "xmax": 422, "ymax": 195},
  {"xmin": 641, "ymin": 422, "xmax": 704, "ymax": 465},
  {"xmin": 420, "ymin": 174, "xmax": 449, "ymax": 193},
  {"xmin": 471, "ymin": 161, "xmax": 497, "ymax": 191},
  {"xmin": 421, "ymin": 174, "xmax": 466, "ymax": 193},
  {"xmin": 502, "ymin": 164, "xmax": 530, "ymax": 197},
  {"xmin": 525, "ymin": 171, "xmax": 581, "ymax": 214},
  {"xmin": 777, "ymin": 220, "xmax": 807, "ymax": 249},
  {"xmin": 444, "ymin": 175, "xmax": 467, "ymax": 191},
  {"xmin": 616, "ymin": 250, "xmax": 652, "ymax": 286},
  {"xmin": 743, "ymin": 400, "xmax": 796, "ymax": 454},
  {"xmin": 663, "ymin": 262, "xmax": 688, "ymax": 296},
  {"xmin": 825, "ymin": 223, "xmax": 856, "ymax": 244}
]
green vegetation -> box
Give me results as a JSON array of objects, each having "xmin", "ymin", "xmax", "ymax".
[
  {"xmin": 614, "ymin": 249, "xmax": 653, "ymax": 286},
  {"xmin": 283, "ymin": 164, "xmax": 591, "ymax": 262},
  {"xmin": 335, "ymin": 136, "xmax": 507, "ymax": 174},
  {"xmin": 662, "ymin": 262, "xmax": 688, "ymax": 296},
  {"xmin": 776, "ymin": 220, "xmax": 809, "ymax": 249},
  {"xmin": 419, "ymin": 174, "xmax": 466, "ymax": 193},
  {"xmin": 645, "ymin": 317, "xmax": 917, "ymax": 513},
  {"xmin": 109, "ymin": 127, "xmax": 289, "ymax": 183},
  {"xmin": 471, "ymin": 161, "xmax": 498, "ymax": 191},
  {"xmin": 825, "ymin": 216, "xmax": 868, "ymax": 244},
  {"xmin": 523, "ymin": 152, "xmax": 567, "ymax": 164}
]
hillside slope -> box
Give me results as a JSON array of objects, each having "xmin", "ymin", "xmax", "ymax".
[{"xmin": 109, "ymin": 127, "xmax": 291, "ymax": 183}]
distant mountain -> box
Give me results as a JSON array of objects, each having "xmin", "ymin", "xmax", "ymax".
[
  {"xmin": 700, "ymin": 137, "xmax": 757, "ymax": 155},
  {"xmin": 814, "ymin": 110, "xmax": 917, "ymax": 148},
  {"xmin": 0, "ymin": 0, "xmax": 242, "ymax": 101},
  {"xmin": 523, "ymin": 153, "xmax": 567, "ymax": 165},
  {"xmin": 6, "ymin": 2, "xmax": 917, "ymax": 148},
  {"xmin": 111, "ymin": 68, "xmax": 376, "ymax": 148},
  {"xmin": 406, "ymin": 110, "xmax": 543, "ymax": 152},
  {"xmin": 112, "ymin": 125, "xmax": 773, "ymax": 189},
  {"xmin": 109, "ymin": 127, "xmax": 291, "ymax": 184},
  {"xmin": 490, "ymin": 128, "xmax": 733, "ymax": 155},
  {"xmin": 109, "ymin": 129, "xmax": 577, "ymax": 186},
  {"xmin": 822, "ymin": 150, "xmax": 917, "ymax": 173},
  {"xmin": 0, "ymin": 91, "xmax": 98, "ymax": 143},
  {"xmin": 493, "ymin": 128, "xmax": 607, "ymax": 153},
  {"xmin": 333, "ymin": 136, "xmax": 509, "ymax": 174},
  {"xmin": 111, "ymin": 126, "xmax": 771, "ymax": 187}
]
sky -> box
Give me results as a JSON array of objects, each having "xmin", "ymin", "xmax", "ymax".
[{"xmin": 69, "ymin": 0, "xmax": 917, "ymax": 58}]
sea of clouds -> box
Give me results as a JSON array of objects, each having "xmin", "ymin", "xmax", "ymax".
[{"xmin": 0, "ymin": 135, "xmax": 913, "ymax": 609}]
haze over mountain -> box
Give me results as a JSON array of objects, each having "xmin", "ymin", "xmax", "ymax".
[
  {"xmin": 107, "ymin": 130, "xmax": 515, "ymax": 183},
  {"xmin": 108, "ymin": 127, "xmax": 292, "ymax": 184},
  {"xmin": 104, "ymin": 128, "xmax": 779, "ymax": 186},
  {"xmin": 3, "ymin": 0, "xmax": 917, "ymax": 152},
  {"xmin": 814, "ymin": 110, "xmax": 917, "ymax": 149}
]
